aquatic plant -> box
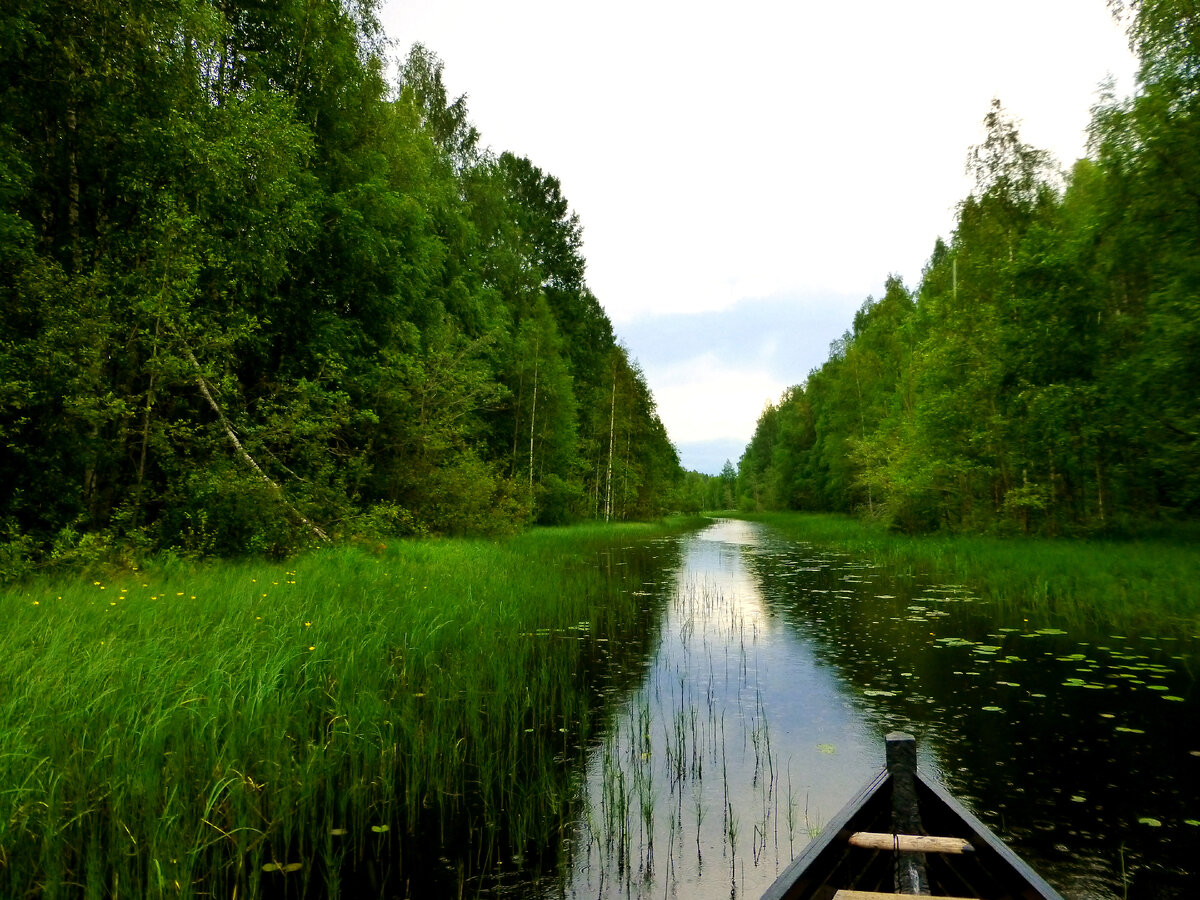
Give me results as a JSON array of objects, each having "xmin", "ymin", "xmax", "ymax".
[
  {"xmin": 742, "ymin": 512, "xmax": 1200, "ymax": 634},
  {"xmin": 0, "ymin": 520, "xmax": 700, "ymax": 897}
]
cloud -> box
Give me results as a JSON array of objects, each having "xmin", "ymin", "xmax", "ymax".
[
  {"xmin": 620, "ymin": 289, "xmax": 869, "ymax": 455},
  {"xmin": 643, "ymin": 352, "xmax": 785, "ymax": 445},
  {"xmin": 673, "ymin": 438, "xmax": 748, "ymax": 476},
  {"xmin": 380, "ymin": 0, "xmax": 1139, "ymax": 468}
]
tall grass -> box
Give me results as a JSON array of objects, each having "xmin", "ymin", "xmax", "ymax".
[
  {"xmin": 0, "ymin": 518, "xmax": 704, "ymax": 898},
  {"xmin": 741, "ymin": 512, "xmax": 1200, "ymax": 634}
]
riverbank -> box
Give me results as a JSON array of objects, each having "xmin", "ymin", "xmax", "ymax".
[
  {"xmin": 0, "ymin": 517, "xmax": 705, "ymax": 898},
  {"xmin": 737, "ymin": 512, "xmax": 1200, "ymax": 636}
]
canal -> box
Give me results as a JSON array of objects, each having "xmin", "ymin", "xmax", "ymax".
[{"xmin": 534, "ymin": 519, "xmax": 1197, "ymax": 899}]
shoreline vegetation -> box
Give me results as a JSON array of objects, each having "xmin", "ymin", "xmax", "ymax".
[
  {"xmin": 734, "ymin": 5, "xmax": 1200, "ymax": 544},
  {"xmin": 0, "ymin": 517, "xmax": 704, "ymax": 898},
  {"xmin": 738, "ymin": 511, "xmax": 1200, "ymax": 637},
  {"xmin": 1, "ymin": 5, "xmax": 689, "ymax": 578}
]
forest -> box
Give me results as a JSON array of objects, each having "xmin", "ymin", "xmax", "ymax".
[
  {"xmin": 738, "ymin": 1, "xmax": 1200, "ymax": 535},
  {"xmin": 0, "ymin": 0, "xmax": 686, "ymax": 576}
]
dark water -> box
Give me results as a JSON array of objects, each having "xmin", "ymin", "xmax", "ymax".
[{"xmin": 536, "ymin": 520, "xmax": 1198, "ymax": 899}]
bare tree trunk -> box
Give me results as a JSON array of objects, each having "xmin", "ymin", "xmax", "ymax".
[
  {"xmin": 132, "ymin": 319, "xmax": 162, "ymax": 530},
  {"xmin": 853, "ymin": 364, "xmax": 873, "ymax": 515},
  {"xmin": 592, "ymin": 451, "xmax": 602, "ymax": 517},
  {"xmin": 620, "ymin": 409, "xmax": 632, "ymax": 519},
  {"xmin": 605, "ymin": 369, "xmax": 616, "ymax": 521},
  {"xmin": 66, "ymin": 98, "xmax": 100, "ymax": 516},
  {"xmin": 65, "ymin": 105, "xmax": 81, "ymax": 275},
  {"xmin": 528, "ymin": 338, "xmax": 538, "ymax": 499},
  {"xmin": 510, "ymin": 374, "xmax": 523, "ymax": 479},
  {"xmin": 180, "ymin": 339, "xmax": 330, "ymax": 543}
]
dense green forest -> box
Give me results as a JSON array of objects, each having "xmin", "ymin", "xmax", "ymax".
[
  {"xmin": 0, "ymin": 1, "xmax": 686, "ymax": 573},
  {"xmin": 739, "ymin": 1, "xmax": 1200, "ymax": 535}
]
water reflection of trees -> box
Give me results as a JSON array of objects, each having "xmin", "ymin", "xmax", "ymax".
[{"xmin": 739, "ymin": 532, "xmax": 1198, "ymax": 899}]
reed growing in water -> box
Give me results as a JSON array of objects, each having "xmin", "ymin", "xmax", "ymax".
[
  {"xmin": 0, "ymin": 519, "xmax": 701, "ymax": 898},
  {"xmin": 742, "ymin": 512, "xmax": 1200, "ymax": 634}
]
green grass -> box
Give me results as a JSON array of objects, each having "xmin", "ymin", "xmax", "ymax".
[
  {"xmin": 739, "ymin": 512, "xmax": 1200, "ymax": 635},
  {"xmin": 0, "ymin": 517, "xmax": 705, "ymax": 898}
]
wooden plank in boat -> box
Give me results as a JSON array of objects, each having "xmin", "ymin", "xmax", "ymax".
[
  {"xmin": 760, "ymin": 769, "xmax": 891, "ymax": 900},
  {"xmin": 847, "ymin": 832, "xmax": 974, "ymax": 854},
  {"xmin": 832, "ymin": 891, "xmax": 979, "ymax": 900},
  {"xmin": 760, "ymin": 732, "xmax": 1065, "ymax": 900}
]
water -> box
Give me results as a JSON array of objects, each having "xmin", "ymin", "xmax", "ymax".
[{"xmin": 536, "ymin": 519, "xmax": 1198, "ymax": 899}]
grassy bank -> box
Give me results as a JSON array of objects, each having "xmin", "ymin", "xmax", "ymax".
[
  {"xmin": 740, "ymin": 512, "xmax": 1200, "ymax": 636},
  {"xmin": 0, "ymin": 517, "xmax": 704, "ymax": 899}
]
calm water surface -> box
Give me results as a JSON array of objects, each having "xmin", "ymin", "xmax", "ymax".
[{"xmin": 539, "ymin": 520, "xmax": 1198, "ymax": 899}]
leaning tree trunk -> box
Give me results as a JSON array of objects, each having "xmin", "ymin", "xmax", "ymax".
[{"xmin": 179, "ymin": 337, "xmax": 330, "ymax": 543}]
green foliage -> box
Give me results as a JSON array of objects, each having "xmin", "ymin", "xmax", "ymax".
[
  {"xmin": 0, "ymin": 3, "xmax": 682, "ymax": 569},
  {"xmin": 739, "ymin": 7, "xmax": 1200, "ymax": 536},
  {"xmin": 0, "ymin": 520, "xmax": 694, "ymax": 897},
  {"xmin": 743, "ymin": 511, "xmax": 1200, "ymax": 633}
]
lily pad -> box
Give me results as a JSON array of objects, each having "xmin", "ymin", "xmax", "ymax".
[
  {"xmin": 1138, "ymin": 817, "xmax": 1162, "ymax": 827},
  {"xmin": 1063, "ymin": 678, "xmax": 1106, "ymax": 689}
]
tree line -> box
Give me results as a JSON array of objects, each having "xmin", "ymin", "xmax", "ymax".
[
  {"xmin": 0, "ymin": 1, "xmax": 683, "ymax": 572},
  {"xmin": 738, "ymin": 1, "xmax": 1200, "ymax": 534}
]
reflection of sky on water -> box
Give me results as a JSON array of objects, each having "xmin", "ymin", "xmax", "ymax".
[
  {"xmin": 675, "ymin": 518, "xmax": 775, "ymax": 632},
  {"xmin": 558, "ymin": 520, "xmax": 882, "ymax": 899},
  {"xmin": 551, "ymin": 519, "xmax": 1198, "ymax": 900}
]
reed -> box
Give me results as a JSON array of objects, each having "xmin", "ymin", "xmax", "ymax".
[
  {"xmin": 560, "ymin": 574, "xmax": 792, "ymax": 898},
  {"xmin": 741, "ymin": 512, "xmax": 1200, "ymax": 635},
  {"xmin": 0, "ymin": 518, "xmax": 702, "ymax": 898}
]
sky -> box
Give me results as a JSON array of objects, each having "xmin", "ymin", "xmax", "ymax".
[{"xmin": 377, "ymin": 1, "xmax": 1139, "ymax": 474}]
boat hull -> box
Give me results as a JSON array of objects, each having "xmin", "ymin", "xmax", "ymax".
[{"xmin": 762, "ymin": 767, "xmax": 1063, "ymax": 900}]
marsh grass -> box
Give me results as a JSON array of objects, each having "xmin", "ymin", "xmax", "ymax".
[
  {"xmin": 741, "ymin": 512, "xmax": 1200, "ymax": 634},
  {"xmin": 562, "ymin": 576, "xmax": 818, "ymax": 898},
  {"xmin": 0, "ymin": 518, "xmax": 703, "ymax": 898}
]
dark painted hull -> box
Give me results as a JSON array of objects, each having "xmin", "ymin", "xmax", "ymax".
[{"xmin": 762, "ymin": 768, "xmax": 1064, "ymax": 900}]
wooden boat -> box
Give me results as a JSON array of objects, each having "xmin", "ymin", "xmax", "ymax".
[{"xmin": 762, "ymin": 733, "xmax": 1063, "ymax": 900}]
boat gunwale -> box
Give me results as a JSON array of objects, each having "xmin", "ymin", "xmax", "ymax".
[
  {"xmin": 760, "ymin": 766, "xmax": 1065, "ymax": 900},
  {"xmin": 761, "ymin": 768, "xmax": 890, "ymax": 900},
  {"xmin": 913, "ymin": 770, "xmax": 1062, "ymax": 900}
]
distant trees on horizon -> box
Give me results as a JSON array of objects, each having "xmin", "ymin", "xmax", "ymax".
[{"xmin": 737, "ymin": 2, "xmax": 1200, "ymax": 534}]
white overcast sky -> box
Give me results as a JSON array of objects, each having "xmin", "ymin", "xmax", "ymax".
[{"xmin": 377, "ymin": 0, "xmax": 1139, "ymax": 474}]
